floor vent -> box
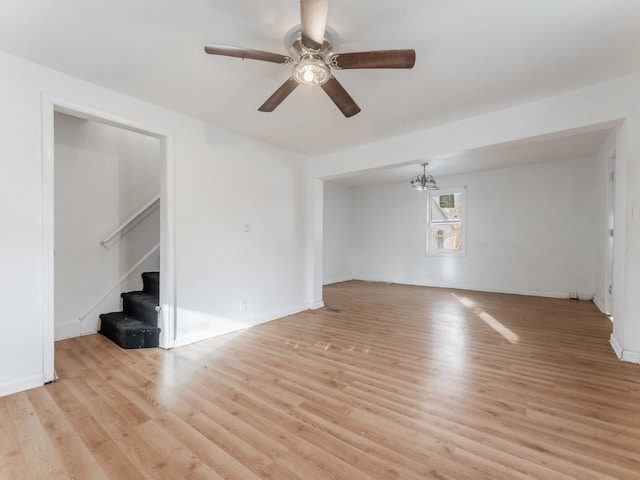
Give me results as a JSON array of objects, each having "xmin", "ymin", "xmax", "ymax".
[{"xmin": 323, "ymin": 307, "xmax": 341, "ymax": 313}]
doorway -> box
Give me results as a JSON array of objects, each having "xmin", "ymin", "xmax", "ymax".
[
  {"xmin": 54, "ymin": 112, "xmax": 161, "ymax": 341},
  {"xmin": 605, "ymin": 152, "xmax": 616, "ymax": 316},
  {"xmin": 42, "ymin": 96, "xmax": 176, "ymax": 383}
]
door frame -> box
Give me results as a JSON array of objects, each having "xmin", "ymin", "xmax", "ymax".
[
  {"xmin": 41, "ymin": 94, "xmax": 176, "ymax": 382},
  {"xmin": 605, "ymin": 151, "xmax": 616, "ymax": 316}
]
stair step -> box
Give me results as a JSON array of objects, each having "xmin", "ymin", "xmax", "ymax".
[
  {"xmin": 142, "ymin": 271, "xmax": 159, "ymax": 297},
  {"xmin": 99, "ymin": 312, "xmax": 160, "ymax": 349},
  {"xmin": 98, "ymin": 271, "xmax": 161, "ymax": 349},
  {"xmin": 121, "ymin": 291, "xmax": 158, "ymax": 325}
]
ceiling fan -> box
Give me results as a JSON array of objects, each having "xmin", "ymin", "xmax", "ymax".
[{"xmin": 204, "ymin": 0, "xmax": 416, "ymax": 118}]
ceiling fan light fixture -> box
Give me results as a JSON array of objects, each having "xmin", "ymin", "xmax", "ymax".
[{"xmin": 293, "ymin": 56, "xmax": 330, "ymax": 86}]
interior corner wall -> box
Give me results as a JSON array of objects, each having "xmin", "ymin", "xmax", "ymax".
[
  {"xmin": 54, "ymin": 112, "xmax": 161, "ymax": 340},
  {"xmin": 322, "ymin": 181, "xmax": 354, "ymax": 285},
  {"xmin": 351, "ymin": 157, "xmax": 598, "ymax": 297},
  {"xmin": 0, "ymin": 51, "xmax": 308, "ymax": 397}
]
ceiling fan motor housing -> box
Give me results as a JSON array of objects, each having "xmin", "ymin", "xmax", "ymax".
[{"xmin": 289, "ymin": 26, "xmax": 337, "ymax": 55}]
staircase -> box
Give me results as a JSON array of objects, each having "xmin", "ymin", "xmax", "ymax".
[{"xmin": 99, "ymin": 271, "xmax": 161, "ymax": 349}]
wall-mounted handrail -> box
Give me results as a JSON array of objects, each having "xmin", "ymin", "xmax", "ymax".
[
  {"xmin": 101, "ymin": 195, "xmax": 160, "ymax": 248},
  {"xmin": 79, "ymin": 244, "xmax": 160, "ymax": 321}
]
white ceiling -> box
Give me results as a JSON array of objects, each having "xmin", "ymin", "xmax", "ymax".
[
  {"xmin": 0, "ymin": 1, "xmax": 639, "ymax": 156},
  {"xmin": 331, "ymin": 128, "xmax": 613, "ymax": 187}
]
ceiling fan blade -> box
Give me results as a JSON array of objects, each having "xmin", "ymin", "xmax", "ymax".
[
  {"xmin": 320, "ymin": 77, "xmax": 361, "ymax": 118},
  {"xmin": 300, "ymin": 0, "xmax": 330, "ymax": 50},
  {"xmin": 329, "ymin": 49, "xmax": 416, "ymax": 69},
  {"xmin": 204, "ymin": 44, "xmax": 292, "ymax": 64},
  {"xmin": 258, "ymin": 78, "xmax": 299, "ymax": 112}
]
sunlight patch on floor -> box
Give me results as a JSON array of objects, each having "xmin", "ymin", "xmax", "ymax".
[{"xmin": 452, "ymin": 293, "xmax": 519, "ymax": 344}]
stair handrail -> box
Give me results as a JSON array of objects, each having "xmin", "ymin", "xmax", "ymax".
[
  {"xmin": 101, "ymin": 195, "xmax": 160, "ymax": 248},
  {"xmin": 79, "ymin": 244, "xmax": 160, "ymax": 321}
]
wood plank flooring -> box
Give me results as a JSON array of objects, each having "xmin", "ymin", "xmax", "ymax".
[{"xmin": 2, "ymin": 280, "xmax": 640, "ymax": 479}]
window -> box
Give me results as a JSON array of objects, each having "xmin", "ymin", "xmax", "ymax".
[{"xmin": 427, "ymin": 188, "xmax": 466, "ymax": 255}]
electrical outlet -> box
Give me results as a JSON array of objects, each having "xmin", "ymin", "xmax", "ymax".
[{"xmin": 240, "ymin": 299, "xmax": 248, "ymax": 311}]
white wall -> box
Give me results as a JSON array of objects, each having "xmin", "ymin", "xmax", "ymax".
[
  {"xmin": 54, "ymin": 112, "xmax": 161, "ymax": 340},
  {"xmin": 0, "ymin": 51, "xmax": 308, "ymax": 396},
  {"xmin": 348, "ymin": 157, "xmax": 598, "ymax": 297},
  {"xmin": 173, "ymin": 142, "xmax": 308, "ymax": 347},
  {"xmin": 322, "ymin": 181, "xmax": 354, "ymax": 285}
]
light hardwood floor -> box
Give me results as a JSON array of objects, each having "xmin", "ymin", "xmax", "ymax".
[{"xmin": 2, "ymin": 281, "xmax": 640, "ymax": 479}]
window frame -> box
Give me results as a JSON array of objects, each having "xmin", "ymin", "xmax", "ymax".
[{"xmin": 426, "ymin": 186, "xmax": 467, "ymax": 256}]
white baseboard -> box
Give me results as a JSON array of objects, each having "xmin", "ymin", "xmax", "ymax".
[
  {"xmin": 0, "ymin": 374, "xmax": 43, "ymax": 398},
  {"xmin": 443, "ymin": 284, "xmax": 570, "ymax": 299},
  {"xmin": 310, "ymin": 301, "xmax": 325, "ymax": 310},
  {"xmin": 174, "ymin": 324, "xmax": 247, "ymax": 348},
  {"xmin": 352, "ymin": 275, "xmax": 572, "ymax": 299},
  {"xmin": 174, "ymin": 304, "xmax": 308, "ymax": 349},
  {"xmin": 323, "ymin": 275, "xmax": 355, "ymax": 286},
  {"xmin": 622, "ymin": 349, "xmax": 640, "ymax": 363},
  {"xmin": 610, "ymin": 334, "xmax": 623, "ymax": 359},
  {"xmin": 55, "ymin": 321, "xmax": 81, "ymax": 341},
  {"xmin": 609, "ymin": 334, "xmax": 640, "ymax": 363},
  {"xmin": 55, "ymin": 322, "xmax": 101, "ymax": 341},
  {"xmin": 593, "ymin": 296, "xmax": 607, "ymax": 314}
]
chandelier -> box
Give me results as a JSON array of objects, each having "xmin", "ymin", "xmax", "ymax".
[{"xmin": 410, "ymin": 162, "xmax": 438, "ymax": 191}]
